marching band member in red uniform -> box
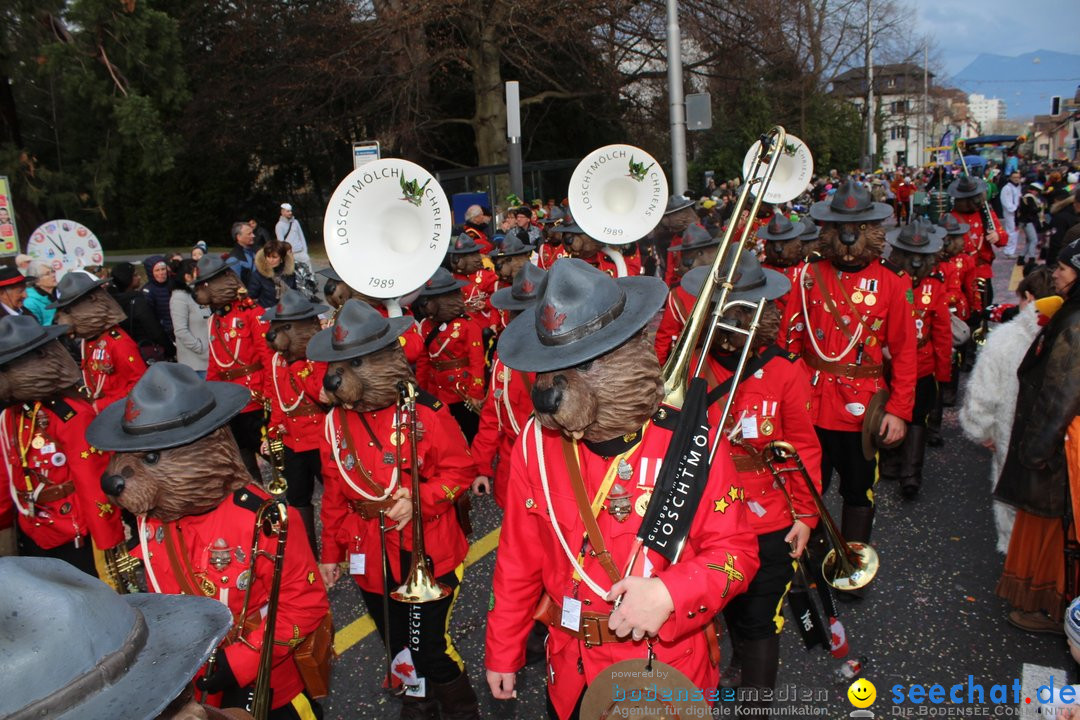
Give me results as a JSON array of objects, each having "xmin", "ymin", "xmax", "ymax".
[
  {"xmin": 660, "ymin": 195, "xmax": 698, "ymax": 287},
  {"xmin": 654, "ymin": 223, "xmax": 721, "ymax": 364},
  {"xmin": 471, "ymin": 264, "xmax": 545, "ymax": 507},
  {"xmin": 446, "ymin": 232, "xmax": 499, "ymax": 332},
  {"xmin": 414, "ymin": 268, "xmax": 487, "ymax": 442},
  {"xmin": 785, "ymin": 180, "xmax": 916, "ymax": 547},
  {"xmin": 194, "ymin": 255, "xmax": 272, "ymax": 481},
  {"xmin": 880, "ymin": 220, "xmax": 952, "ymax": 499},
  {"xmin": 945, "ymin": 175, "xmax": 1004, "ymax": 309},
  {"xmin": 317, "ymin": 267, "xmax": 424, "ymax": 365},
  {"xmin": 50, "ymin": 272, "xmax": 147, "ymax": 413},
  {"xmin": 562, "ymin": 220, "xmax": 627, "ymax": 277},
  {"xmin": 488, "ymin": 234, "xmax": 535, "ymax": 332},
  {"xmin": 537, "ymin": 207, "xmax": 570, "ymax": 270},
  {"xmin": 311, "ymin": 299, "xmax": 479, "ymax": 718},
  {"xmin": 682, "ymin": 254, "xmax": 824, "ymax": 713},
  {"xmin": 485, "ymin": 259, "xmax": 759, "ymax": 719},
  {"xmin": 0, "ymin": 316, "xmax": 124, "ymax": 576},
  {"xmin": 263, "ymin": 290, "xmax": 330, "ymax": 553},
  {"xmin": 89, "ymin": 363, "xmax": 331, "ymax": 720},
  {"xmin": 759, "ymin": 213, "xmax": 804, "ymax": 320}
]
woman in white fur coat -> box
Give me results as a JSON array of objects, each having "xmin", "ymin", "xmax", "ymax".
[{"xmin": 959, "ymin": 268, "xmax": 1057, "ymax": 552}]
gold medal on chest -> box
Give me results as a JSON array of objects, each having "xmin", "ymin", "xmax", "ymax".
[
  {"xmin": 389, "ymin": 431, "xmax": 405, "ymax": 446},
  {"xmin": 634, "ymin": 491, "xmax": 652, "ymax": 517},
  {"xmin": 607, "ymin": 483, "xmax": 632, "ymax": 523},
  {"xmin": 760, "ymin": 418, "xmax": 774, "ymax": 436},
  {"xmin": 864, "ymin": 293, "xmax": 877, "ymax": 307},
  {"xmin": 921, "ymin": 294, "xmax": 932, "ymax": 305},
  {"xmin": 31, "ymin": 435, "xmax": 45, "ymax": 450},
  {"xmin": 851, "ymin": 290, "xmax": 864, "ymax": 304}
]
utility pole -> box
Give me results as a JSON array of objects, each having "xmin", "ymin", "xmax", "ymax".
[
  {"xmin": 505, "ymin": 81, "xmax": 524, "ymax": 201},
  {"xmin": 666, "ymin": 0, "xmax": 687, "ymax": 195},
  {"xmin": 865, "ymin": 0, "xmax": 875, "ymax": 170},
  {"xmin": 923, "ymin": 43, "xmax": 929, "ymax": 167}
]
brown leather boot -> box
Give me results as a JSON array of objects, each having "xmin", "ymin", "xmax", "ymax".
[
  {"xmin": 736, "ymin": 636, "xmax": 780, "ymax": 718},
  {"xmin": 399, "ymin": 694, "xmax": 439, "ymax": 720},
  {"xmin": 899, "ymin": 426, "xmax": 927, "ymax": 500},
  {"xmin": 432, "ymin": 670, "xmax": 480, "ymax": 720}
]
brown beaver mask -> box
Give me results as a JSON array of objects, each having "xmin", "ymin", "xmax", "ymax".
[
  {"xmin": 448, "ymin": 252, "xmax": 484, "ymax": 276},
  {"xmin": 102, "ymin": 426, "xmax": 249, "ymax": 523},
  {"xmin": 0, "ymin": 340, "xmax": 82, "ymax": 406},
  {"xmin": 820, "ymin": 222, "xmax": 886, "ymax": 269},
  {"xmin": 567, "ymin": 233, "xmax": 603, "ymax": 259},
  {"xmin": 193, "ymin": 271, "xmax": 244, "ymax": 308},
  {"xmin": 267, "ymin": 316, "xmax": 322, "ymax": 363},
  {"xmin": 951, "ymin": 196, "xmax": 983, "ymax": 215},
  {"xmin": 418, "ymin": 292, "xmax": 466, "ymax": 324},
  {"xmin": 53, "ymin": 287, "xmax": 128, "ymax": 340},
  {"xmin": 940, "ymin": 233, "xmax": 965, "ymax": 259},
  {"xmin": 888, "ymin": 247, "xmax": 933, "ymax": 283},
  {"xmin": 494, "ymin": 254, "xmax": 530, "ymax": 283},
  {"xmin": 530, "ymin": 331, "xmax": 663, "ymax": 442},
  {"xmin": 709, "ymin": 302, "xmax": 781, "ymax": 356},
  {"xmin": 659, "ymin": 207, "xmax": 697, "ymax": 236},
  {"xmin": 683, "ymin": 246, "xmax": 719, "ymax": 271},
  {"xmin": 764, "ymin": 239, "xmax": 804, "ymax": 268},
  {"xmin": 322, "ymin": 343, "xmax": 414, "ymax": 413}
]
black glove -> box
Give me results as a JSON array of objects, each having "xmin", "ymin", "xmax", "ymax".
[{"xmin": 196, "ymin": 651, "xmax": 239, "ymax": 694}]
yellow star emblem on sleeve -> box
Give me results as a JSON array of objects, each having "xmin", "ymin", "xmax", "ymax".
[
  {"xmin": 307, "ymin": 571, "xmax": 316, "ymax": 585},
  {"xmin": 81, "ymin": 451, "xmax": 90, "ymax": 459},
  {"xmin": 727, "ymin": 486, "xmax": 741, "ymax": 502},
  {"xmin": 713, "ymin": 498, "xmax": 729, "ymax": 513}
]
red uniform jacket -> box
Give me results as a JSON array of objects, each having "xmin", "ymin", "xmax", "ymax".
[
  {"xmin": 937, "ymin": 254, "xmax": 978, "ymax": 320},
  {"xmin": 912, "ymin": 273, "xmax": 953, "ymax": 383},
  {"xmin": 578, "ymin": 251, "xmax": 624, "ymax": 278},
  {"xmin": 654, "ymin": 285, "xmax": 695, "ymax": 365},
  {"xmin": 703, "ymin": 350, "xmax": 822, "ymax": 535},
  {"xmin": 761, "ymin": 262, "xmax": 800, "ymax": 322},
  {"xmin": 455, "ymin": 268, "xmax": 499, "ymax": 331},
  {"xmin": 785, "ymin": 257, "xmax": 917, "ymax": 430},
  {"xmin": 134, "ymin": 485, "xmax": 329, "ymax": 710},
  {"xmin": 470, "ymin": 352, "xmax": 533, "ymax": 507},
  {"xmin": 947, "ymin": 209, "xmax": 1004, "ymax": 280},
  {"xmin": 82, "ymin": 327, "xmax": 147, "ymax": 413},
  {"xmin": 463, "ymin": 226, "xmax": 493, "ymax": 255},
  {"xmin": 0, "ymin": 397, "xmax": 123, "ymax": 549},
  {"xmin": 538, "ymin": 243, "xmax": 569, "ymax": 270},
  {"xmin": 663, "ymin": 232, "xmax": 685, "ymax": 287},
  {"xmin": 485, "ymin": 415, "xmax": 759, "ymax": 719},
  {"xmin": 267, "ymin": 354, "xmax": 327, "ymax": 453},
  {"xmin": 319, "ymin": 396, "xmax": 473, "ymax": 593},
  {"xmin": 373, "ymin": 303, "xmax": 423, "ymax": 365},
  {"xmin": 416, "ymin": 316, "xmax": 486, "ymax": 407},
  {"xmin": 207, "ymin": 301, "xmax": 271, "ymax": 414}
]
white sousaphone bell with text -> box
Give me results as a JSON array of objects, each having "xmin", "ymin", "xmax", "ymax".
[
  {"xmin": 322, "ymin": 158, "xmax": 453, "ymax": 314},
  {"xmin": 741, "ymin": 133, "xmax": 813, "ymax": 204},
  {"xmin": 568, "ymin": 144, "xmax": 669, "ymax": 276}
]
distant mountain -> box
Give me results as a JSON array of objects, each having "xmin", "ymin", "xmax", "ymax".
[{"xmin": 949, "ymin": 49, "xmax": 1080, "ymax": 120}]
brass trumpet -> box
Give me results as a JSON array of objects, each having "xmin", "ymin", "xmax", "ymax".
[
  {"xmin": 266, "ymin": 435, "xmax": 288, "ymax": 496},
  {"xmin": 761, "ymin": 441, "xmax": 878, "ymax": 591},
  {"xmin": 103, "ymin": 545, "xmax": 142, "ymax": 594},
  {"xmin": 390, "ymin": 381, "xmax": 450, "ymax": 604}
]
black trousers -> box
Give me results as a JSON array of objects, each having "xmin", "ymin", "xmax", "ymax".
[
  {"xmin": 283, "ymin": 447, "xmax": 322, "ymax": 508},
  {"xmin": 17, "ymin": 531, "xmax": 97, "ymax": 577},
  {"xmin": 722, "ymin": 529, "xmax": 797, "ymax": 640},
  {"xmin": 360, "ymin": 566, "xmax": 465, "ymax": 686},
  {"xmin": 815, "ymin": 427, "xmax": 876, "ymax": 507},
  {"xmin": 910, "ymin": 375, "xmax": 938, "ymax": 427},
  {"xmin": 230, "ymin": 410, "xmax": 265, "ymax": 481},
  {"xmin": 449, "ymin": 402, "xmax": 479, "ymax": 444}
]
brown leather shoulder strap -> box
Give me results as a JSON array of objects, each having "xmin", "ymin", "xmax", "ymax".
[
  {"xmin": 559, "ymin": 439, "xmax": 621, "ymax": 584},
  {"xmin": 162, "ymin": 523, "xmax": 207, "ymax": 597},
  {"xmin": 808, "ymin": 263, "xmax": 856, "ymax": 343},
  {"xmin": 337, "ymin": 410, "xmax": 390, "ymax": 498}
]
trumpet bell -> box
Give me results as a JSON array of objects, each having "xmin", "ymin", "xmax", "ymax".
[
  {"xmin": 390, "ymin": 565, "xmax": 451, "ymax": 604},
  {"xmin": 323, "ymin": 158, "xmax": 452, "ymax": 299},
  {"xmin": 822, "ymin": 542, "xmax": 879, "ymax": 591},
  {"xmin": 741, "ymin": 134, "xmax": 813, "ymax": 204},
  {"xmin": 568, "ymin": 144, "xmax": 669, "ymax": 246}
]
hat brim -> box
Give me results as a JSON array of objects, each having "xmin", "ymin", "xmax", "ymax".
[
  {"xmin": 757, "ymin": 226, "xmax": 802, "ymax": 242},
  {"xmin": 861, "ymin": 390, "xmax": 901, "ymax": 461},
  {"xmin": 195, "ymin": 259, "xmax": 240, "ymax": 285},
  {"xmin": 0, "ymin": 273, "xmax": 27, "ymax": 288},
  {"xmin": 488, "ymin": 246, "xmax": 533, "ymax": 258},
  {"xmin": 418, "ymin": 278, "xmax": 468, "ymax": 297},
  {"xmin": 57, "ymin": 593, "xmax": 232, "ymax": 720},
  {"xmin": 799, "ymin": 227, "xmax": 821, "ymax": 241},
  {"xmin": 317, "ymin": 267, "xmax": 342, "ymax": 282},
  {"xmin": 885, "ymin": 227, "xmax": 945, "ymax": 254},
  {"xmin": 947, "ymin": 179, "xmax": 987, "ymax": 199},
  {"xmin": 261, "ymin": 302, "xmax": 330, "ymax": 322},
  {"xmin": 809, "ymin": 200, "xmax": 893, "ymax": 224},
  {"xmin": 680, "ymin": 266, "xmax": 791, "ymax": 303},
  {"xmin": 581, "ymin": 660, "xmax": 709, "ymax": 720},
  {"xmin": 0, "ymin": 323, "xmax": 71, "ymax": 366},
  {"xmin": 557, "ymin": 222, "xmax": 586, "ymax": 235},
  {"xmin": 87, "ymin": 381, "xmax": 251, "ymax": 452},
  {"xmin": 497, "ymin": 276, "xmax": 667, "ymax": 373},
  {"xmin": 47, "ymin": 278, "xmax": 110, "ymax": 309},
  {"xmin": 306, "ymin": 316, "xmax": 413, "ymax": 362},
  {"xmin": 664, "ymin": 198, "xmax": 694, "ymax": 215},
  {"xmin": 489, "ymin": 286, "xmax": 537, "ymax": 311}
]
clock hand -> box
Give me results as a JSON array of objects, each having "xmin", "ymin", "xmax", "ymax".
[{"xmin": 47, "ymin": 233, "xmax": 67, "ymax": 255}]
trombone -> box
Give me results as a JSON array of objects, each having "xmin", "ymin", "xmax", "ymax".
[{"xmin": 761, "ymin": 441, "xmax": 878, "ymax": 591}]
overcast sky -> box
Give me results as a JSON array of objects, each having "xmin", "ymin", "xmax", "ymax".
[{"xmin": 913, "ymin": 0, "xmax": 1079, "ymax": 76}]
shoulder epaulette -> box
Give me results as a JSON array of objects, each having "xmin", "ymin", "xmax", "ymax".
[
  {"xmin": 929, "ymin": 271, "xmax": 945, "ymax": 283},
  {"xmin": 652, "ymin": 405, "xmax": 679, "ymax": 431},
  {"xmin": 109, "ymin": 329, "xmax": 123, "ymax": 339},
  {"xmin": 416, "ymin": 388, "xmax": 443, "ymax": 412},
  {"xmin": 783, "ymin": 351, "xmax": 800, "ymax": 363},
  {"xmin": 46, "ymin": 398, "xmax": 77, "ymax": 422},
  {"xmin": 880, "ymin": 258, "xmax": 906, "ymax": 276},
  {"xmin": 233, "ymin": 485, "xmax": 269, "ymax": 513},
  {"xmin": 807, "ymin": 254, "xmax": 826, "ymax": 264}
]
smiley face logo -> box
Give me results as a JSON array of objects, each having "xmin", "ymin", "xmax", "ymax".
[{"xmin": 847, "ymin": 678, "xmax": 876, "ymax": 708}]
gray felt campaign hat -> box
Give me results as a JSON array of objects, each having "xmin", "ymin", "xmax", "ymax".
[
  {"xmin": 757, "ymin": 213, "xmax": 803, "ymax": 242},
  {"xmin": 669, "ymin": 223, "xmax": 720, "ymax": 252},
  {"xmin": 489, "ymin": 233, "xmax": 534, "ymax": 259},
  {"xmin": 947, "ymin": 175, "xmax": 987, "ymax": 200},
  {"xmin": 681, "ymin": 250, "xmax": 791, "ymax": 303},
  {"xmin": 497, "ymin": 257, "xmax": 667, "ymax": 372},
  {"xmin": 261, "ymin": 288, "xmax": 329, "ymax": 322},
  {"xmin": 664, "ymin": 194, "xmax": 695, "ymax": 215},
  {"xmin": 886, "ymin": 219, "xmax": 945, "ymax": 255},
  {"xmin": 937, "ymin": 214, "xmax": 970, "ymax": 236},
  {"xmin": 446, "ymin": 232, "xmax": 483, "ymax": 256},
  {"xmin": 490, "ymin": 263, "xmax": 548, "ymax": 311},
  {"xmin": 0, "ymin": 315, "xmax": 71, "ymax": 366},
  {"xmin": 417, "ymin": 267, "xmax": 467, "ymax": 297},
  {"xmin": 193, "ymin": 254, "xmax": 240, "ymax": 284},
  {"xmin": 809, "ymin": 179, "xmax": 893, "ymax": 223},
  {"xmin": 87, "ymin": 362, "xmax": 250, "ymax": 452},
  {"xmin": 0, "ymin": 556, "xmax": 232, "ymax": 720},
  {"xmin": 47, "ymin": 271, "xmax": 109, "ymax": 309},
  {"xmin": 306, "ymin": 298, "xmax": 412, "ymax": 362},
  {"xmin": 798, "ymin": 218, "xmax": 821, "ymax": 242}
]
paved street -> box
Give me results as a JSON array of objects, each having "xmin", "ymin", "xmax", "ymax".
[{"xmin": 313, "ymin": 252, "xmax": 1074, "ymax": 719}]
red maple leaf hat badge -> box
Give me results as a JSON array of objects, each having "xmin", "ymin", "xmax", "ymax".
[
  {"xmin": 843, "ymin": 194, "xmax": 858, "ymax": 209},
  {"xmin": 521, "ymin": 279, "xmax": 535, "ymax": 294},
  {"xmin": 333, "ymin": 324, "xmax": 349, "ymax": 343},
  {"xmin": 540, "ymin": 303, "xmax": 567, "ymax": 333},
  {"xmin": 123, "ymin": 399, "xmax": 141, "ymax": 423}
]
